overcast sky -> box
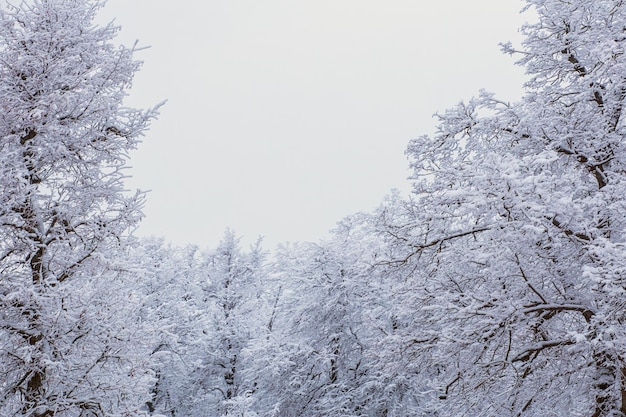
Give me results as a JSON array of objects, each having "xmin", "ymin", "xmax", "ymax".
[{"xmin": 98, "ymin": 1, "xmax": 531, "ymax": 249}]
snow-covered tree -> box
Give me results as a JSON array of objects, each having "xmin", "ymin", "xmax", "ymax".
[
  {"xmin": 128, "ymin": 240, "xmax": 210, "ymax": 417},
  {"xmin": 383, "ymin": 0, "xmax": 626, "ymax": 415},
  {"xmin": 200, "ymin": 231, "xmax": 267, "ymax": 416},
  {"xmin": 237, "ymin": 216, "xmax": 392, "ymax": 417},
  {"xmin": 0, "ymin": 0, "xmax": 159, "ymax": 415},
  {"xmin": 131, "ymin": 233, "xmax": 268, "ymax": 417}
]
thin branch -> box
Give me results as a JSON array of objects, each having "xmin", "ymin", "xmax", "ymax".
[
  {"xmin": 514, "ymin": 254, "xmax": 547, "ymax": 304},
  {"xmin": 512, "ymin": 339, "xmax": 574, "ymax": 362},
  {"xmin": 385, "ymin": 227, "xmax": 490, "ymax": 266}
]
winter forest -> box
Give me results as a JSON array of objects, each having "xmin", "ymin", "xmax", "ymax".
[{"xmin": 5, "ymin": 0, "xmax": 626, "ymax": 416}]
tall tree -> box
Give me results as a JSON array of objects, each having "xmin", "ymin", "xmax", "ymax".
[
  {"xmin": 386, "ymin": 0, "xmax": 626, "ymax": 415},
  {"xmin": 132, "ymin": 233, "xmax": 268, "ymax": 417},
  {"xmin": 201, "ymin": 231, "xmax": 266, "ymax": 416},
  {"xmin": 0, "ymin": 1, "xmax": 159, "ymax": 415},
  {"xmin": 130, "ymin": 239, "xmax": 211, "ymax": 417},
  {"xmin": 239, "ymin": 216, "xmax": 388, "ymax": 417}
]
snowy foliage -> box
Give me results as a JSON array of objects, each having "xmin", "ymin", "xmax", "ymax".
[
  {"xmin": 232, "ymin": 1, "xmax": 626, "ymax": 415},
  {"xmin": 0, "ymin": 1, "xmax": 159, "ymax": 415},
  {"xmin": 131, "ymin": 233, "xmax": 268, "ymax": 417},
  {"xmin": 6, "ymin": 0, "xmax": 626, "ymax": 416},
  {"xmin": 395, "ymin": 1, "xmax": 626, "ymax": 415}
]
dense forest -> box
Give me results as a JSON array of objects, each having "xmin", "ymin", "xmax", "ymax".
[{"xmin": 2, "ymin": 0, "xmax": 626, "ymax": 416}]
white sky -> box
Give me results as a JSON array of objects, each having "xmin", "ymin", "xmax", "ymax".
[{"xmin": 98, "ymin": 1, "xmax": 531, "ymax": 249}]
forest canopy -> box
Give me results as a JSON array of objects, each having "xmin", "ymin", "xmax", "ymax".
[{"xmin": 2, "ymin": 0, "xmax": 626, "ymax": 416}]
